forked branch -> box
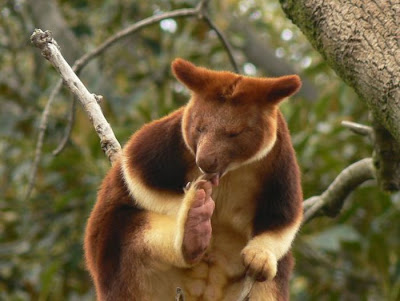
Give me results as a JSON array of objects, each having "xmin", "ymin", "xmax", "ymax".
[
  {"xmin": 303, "ymin": 158, "xmax": 375, "ymax": 224},
  {"xmin": 30, "ymin": 29, "xmax": 121, "ymax": 163}
]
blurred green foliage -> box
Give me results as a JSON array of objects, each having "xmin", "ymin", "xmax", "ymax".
[{"xmin": 0, "ymin": 0, "xmax": 398, "ymax": 300}]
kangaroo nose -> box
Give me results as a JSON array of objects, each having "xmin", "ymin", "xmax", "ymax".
[{"xmin": 196, "ymin": 154, "xmax": 219, "ymax": 174}]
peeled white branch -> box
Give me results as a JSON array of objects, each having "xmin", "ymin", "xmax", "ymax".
[{"xmin": 30, "ymin": 29, "xmax": 121, "ymax": 163}]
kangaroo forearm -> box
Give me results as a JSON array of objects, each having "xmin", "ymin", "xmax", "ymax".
[
  {"xmin": 142, "ymin": 181, "xmax": 206, "ymax": 268},
  {"xmin": 248, "ymin": 215, "xmax": 302, "ymax": 260},
  {"xmin": 143, "ymin": 212, "xmax": 189, "ymax": 268}
]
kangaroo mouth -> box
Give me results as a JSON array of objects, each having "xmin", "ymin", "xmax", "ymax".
[{"xmin": 200, "ymin": 170, "xmax": 221, "ymax": 186}]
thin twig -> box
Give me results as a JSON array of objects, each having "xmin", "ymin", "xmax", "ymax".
[
  {"xmin": 341, "ymin": 120, "xmax": 373, "ymax": 137},
  {"xmin": 72, "ymin": 6, "xmax": 204, "ymax": 74},
  {"xmin": 202, "ymin": 12, "xmax": 239, "ymax": 73},
  {"xmin": 237, "ymin": 274, "xmax": 256, "ymax": 301},
  {"xmin": 303, "ymin": 158, "xmax": 375, "ymax": 224},
  {"xmin": 175, "ymin": 287, "xmax": 185, "ymax": 301},
  {"xmin": 31, "ymin": 29, "xmax": 122, "ymax": 161},
  {"xmin": 303, "ymin": 195, "xmax": 319, "ymax": 212},
  {"xmin": 53, "ymin": 96, "xmax": 77, "ymax": 156},
  {"xmin": 25, "ymin": 79, "xmax": 63, "ymax": 201}
]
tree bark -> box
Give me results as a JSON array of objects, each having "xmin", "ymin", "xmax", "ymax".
[
  {"xmin": 372, "ymin": 117, "xmax": 400, "ymax": 191},
  {"xmin": 279, "ymin": 0, "xmax": 400, "ymax": 141}
]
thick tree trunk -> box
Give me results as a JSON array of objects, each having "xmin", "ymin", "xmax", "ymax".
[{"xmin": 280, "ymin": 0, "xmax": 400, "ymax": 141}]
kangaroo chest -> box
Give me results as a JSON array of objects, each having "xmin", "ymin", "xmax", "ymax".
[
  {"xmin": 212, "ymin": 166, "xmax": 260, "ymax": 236},
  {"xmin": 180, "ymin": 168, "xmax": 261, "ymax": 300}
]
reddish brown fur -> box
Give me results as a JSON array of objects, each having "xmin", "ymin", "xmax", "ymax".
[
  {"xmin": 172, "ymin": 59, "xmax": 301, "ymax": 106},
  {"xmin": 182, "ymin": 99, "xmax": 267, "ymax": 174},
  {"xmin": 84, "ymin": 162, "xmax": 148, "ymax": 300},
  {"xmin": 274, "ymin": 252, "xmax": 295, "ymax": 301},
  {"xmin": 84, "ymin": 58, "xmax": 303, "ymax": 300}
]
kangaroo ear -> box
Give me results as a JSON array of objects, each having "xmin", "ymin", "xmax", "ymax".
[
  {"xmin": 171, "ymin": 58, "xmax": 211, "ymax": 92},
  {"xmin": 266, "ymin": 75, "xmax": 302, "ymax": 104}
]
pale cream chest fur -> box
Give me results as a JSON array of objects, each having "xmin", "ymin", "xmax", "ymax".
[{"xmin": 176, "ymin": 163, "xmax": 262, "ymax": 300}]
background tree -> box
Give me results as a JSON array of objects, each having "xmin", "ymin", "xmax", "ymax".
[{"xmin": 0, "ymin": 0, "xmax": 398, "ymax": 300}]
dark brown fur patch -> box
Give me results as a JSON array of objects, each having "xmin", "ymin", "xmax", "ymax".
[
  {"xmin": 253, "ymin": 112, "xmax": 303, "ymax": 234},
  {"xmin": 124, "ymin": 109, "xmax": 195, "ymax": 193}
]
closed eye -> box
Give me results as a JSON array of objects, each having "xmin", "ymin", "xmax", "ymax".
[
  {"xmin": 228, "ymin": 132, "xmax": 240, "ymax": 138},
  {"xmin": 226, "ymin": 127, "xmax": 248, "ymax": 138},
  {"xmin": 227, "ymin": 129, "xmax": 245, "ymax": 138}
]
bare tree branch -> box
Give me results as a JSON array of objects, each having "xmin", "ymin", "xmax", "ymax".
[
  {"xmin": 175, "ymin": 287, "xmax": 185, "ymax": 301},
  {"xmin": 341, "ymin": 120, "xmax": 373, "ymax": 137},
  {"xmin": 69, "ymin": 0, "xmax": 235, "ymax": 75},
  {"xmin": 30, "ymin": 29, "xmax": 122, "ymax": 161},
  {"xmin": 303, "ymin": 158, "xmax": 375, "ymax": 224},
  {"xmin": 25, "ymin": 79, "xmax": 63, "ymax": 201},
  {"xmin": 202, "ymin": 12, "xmax": 239, "ymax": 73},
  {"xmin": 237, "ymin": 275, "xmax": 256, "ymax": 301},
  {"xmin": 73, "ymin": 6, "xmax": 203, "ymax": 75},
  {"xmin": 53, "ymin": 96, "xmax": 77, "ymax": 156}
]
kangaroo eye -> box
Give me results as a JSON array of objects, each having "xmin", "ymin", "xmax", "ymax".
[
  {"xmin": 196, "ymin": 126, "xmax": 204, "ymax": 133},
  {"xmin": 227, "ymin": 128, "xmax": 246, "ymax": 138},
  {"xmin": 227, "ymin": 131, "xmax": 240, "ymax": 138}
]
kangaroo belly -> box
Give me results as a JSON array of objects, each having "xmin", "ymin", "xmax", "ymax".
[{"xmin": 146, "ymin": 227, "xmax": 247, "ymax": 300}]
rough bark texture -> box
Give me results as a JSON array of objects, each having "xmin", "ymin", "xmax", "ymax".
[
  {"xmin": 372, "ymin": 118, "xmax": 400, "ymax": 191},
  {"xmin": 280, "ymin": 0, "xmax": 400, "ymax": 142}
]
